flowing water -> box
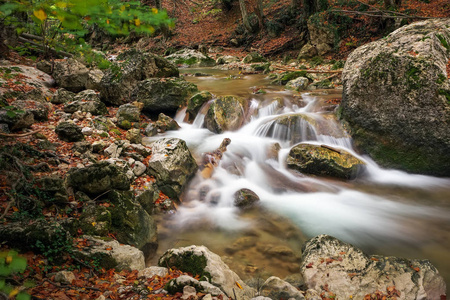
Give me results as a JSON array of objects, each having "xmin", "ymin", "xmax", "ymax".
[{"xmin": 146, "ymin": 68, "xmax": 450, "ymax": 290}]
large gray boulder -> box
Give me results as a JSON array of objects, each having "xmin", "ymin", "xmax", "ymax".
[
  {"xmin": 158, "ymin": 245, "xmax": 256, "ymax": 299},
  {"xmin": 204, "ymin": 96, "xmax": 246, "ymax": 133},
  {"xmin": 286, "ymin": 143, "xmax": 365, "ymax": 180},
  {"xmin": 300, "ymin": 235, "xmax": 446, "ymax": 300},
  {"xmin": 145, "ymin": 138, "xmax": 198, "ymax": 199},
  {"xmin": 66, "ymin": 161, "xmax": 130, "ymax": 196},
  {"xmin": 52, "ymin": 58, "xmax": 90, "ymax": 92},
  {"xmin": 99, "ymin": 50, "xmax": 179, "ymax": 106},
  {"xmin": 131, "ymin": 78, "xmax": 198, "ymax": 114},
  {"xmin": 165, "ymin": 49, "xmax": 216, "ymax": 67},
  {"xmin": 64, "ymin": 90, "xmax": 107, "ymax": 116},
  {"xmin": 340, "ymin": 19, "xmax": 450, "ymax": 176}
]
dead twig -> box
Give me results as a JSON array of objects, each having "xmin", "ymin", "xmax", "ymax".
[
  {"xmin": 274, "ymin": 65, "xmax": 342, "ymax": 73},
  {"xmin": 0, "ymin": 129, "xmax": 42, "ymax": 138}
]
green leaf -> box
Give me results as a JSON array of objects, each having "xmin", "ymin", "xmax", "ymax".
[
  {"xmin": 0, "ymin": 279, "xmax": 5, "ymax": 290},
  {"xmin": 16, "ymin": 292, "xmax": 31, "ymax": 300},
  {"xmin": 9, "ymin": 257, "xmax": 27, "ymax": 273},
  {"xmin": 0, "ymin": 266, "xmax": 9, "ymax": 276}
]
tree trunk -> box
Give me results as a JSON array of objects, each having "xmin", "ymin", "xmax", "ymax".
[
  {"xmin": 255, "ymin": 0, "xmax": 264, "ymax": 30},
  {"xmin": 239, "ymin": 0, "xmax": 252, "ymax": 33},
  {"xmin": 303, "ymin": 0, "xmax": 328, "ymax": 18}
]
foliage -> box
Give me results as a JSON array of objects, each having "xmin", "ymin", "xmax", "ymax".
[
  {"xmin": 0, "ymin": 0, "xmax": 173, "ymax": 59},
  {"xmin": 0, "ymin": 250, "xmax": 30, "ymax": 300}
]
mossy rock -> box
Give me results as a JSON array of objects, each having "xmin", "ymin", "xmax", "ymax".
[
  {"xmin": 272, "ymin": 71, "xmax": 312, "ymax": 85},
  {"xmin": 186, "ymin": 91, "xmax": 213, "ymax": 121},
  {"xmin": 159, "ymin": 250, "xmax": 210, "ymax": 280},
  {"xmin": 55, "ymin": 122, "xmax": 84, "ymax": 142},
  {"xmin": 204, "ymin": 96, "xmax": 246, "ymax": 133},
  {"xmin": 286, "ymin": 143, "xmax": 365, "ymax": 180},
  {"xmin": 243, "ymin": 52, "xmax": 267, "ymax": 64}
]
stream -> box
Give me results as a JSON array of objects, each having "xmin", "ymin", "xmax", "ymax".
[{"xmin": 147, "ymin": 68, "xmax": 450, "ymax": 290}]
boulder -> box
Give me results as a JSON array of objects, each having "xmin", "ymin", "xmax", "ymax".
[
  {"xmin": 64, "ymin": 100, "xmax": 107, "ymax": 116},
  {"xmin": 271, "ymin": 71, "xmax": 312, "ymax": 85},
  {"xmin": 99, "ymin": 50, "xmax": 179, "ymax": 106},
  {"xmin": 73, "ymin": 235, "xmax": 145, "ymax": 271},
  {"xmin": 16, "ymin": 88, "xmax": 48, "ymax": 103},
  {"xmin": 34, "ymin": 176, "xmax": 68, "ymax": 204},
  {"xmin": 146, "ymin": 138, "xmax": 198, "ymax": 199},
  {"xmin": 131, "ymin": 78, "xmax": 198, "ymax": 114},
  {"xmin": 86, "ymin": 68, "xmax": 104, "ymax": 90},
  {"xmin": 116, "ymin": 103, "xmax": 141, "ymax": 128},
  {"xmin": 103, "ymin": 190, "xmax": 158, "ymax": 257},
  {"xmin": 66, "ymin": 161, "xmax": 130, "ymax": 196},
  {"xmin": 73, "ymin": 89, "xmax": 101, "ymax": 102},
  {"xmin": 55, "ymin": 121, "xmax": 84, "ymax": 142},
  {"xmin": 65, "ymin": 202, "xmax": 112, "ymax": 237},
  {"xmin": 187, "ymin": 91, "xmax": 213, "ymax": 121},
  {"xmin": 307, "ymin": 18, "xmax": 335, "ymax": 56},
  {"xmin": 52, "ymin": 88, "xmax": 75, "ymax": 104},
  {"xmin": 52, "ymin": 58, "xmax": 90, "ymax": 92},
  {"xmin": 55, "ymin": 271, "xmax": 76, "ymax": 285},
  {"xmin": 300, "ymin": 234, "xmax": 446, "ymax": 300},
  {"xmin": 0, "ymin": 107, "xmax": 34, "ymax": 131},
  {"xmin": 340, "ymin": 19, "xmax": 450, "ymax": 176},
  {"xmin": 12, "ymin": 100, "xmax": 50, "ymax": 121},
  {"xmin": 285, "ymin": 77, "xmax": 310, "ymax": 91},
  {"xmin": 216, "ymin": 55, "xmax": 240, "ymax": 65},
  {"xmin": 286, "ymin": 143, "xmax": 365, "ymax": 180},
  {"xmin": 260, "ymin": 276, "xmax": 305, "ymax": 300},
  {"xmin": 165, "ymin": 49, "xmax": 216, "ymax": 67},
  {"xmin": 0, "ymin": 219, "xmax": 71, "ymax": 253},
  {"xmin": 158, "ymin": 245, "xmax": 256, "ymax": 299},
  {"xmin": 233, "ymin": 188, "xmax": 260, "ymax": 209},
  {"xmin": 298, "ymin": 43, "xmax": 318, "ymax": 60},
  {"xmin": 204, "ymin": 96, "xmax": 246, "ymax": 133},
  {"xmin": 126, "ymin": 128, "xmax": 142, "ymax": 144},
  {"xmin": 155, "ymin": 113, "xmax": 180, "ymax": 132},
  {"xmin": 243, "ymin": 52, "xmax": 267, "ymax": 64}
]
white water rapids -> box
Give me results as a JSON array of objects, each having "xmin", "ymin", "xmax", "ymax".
[{"xmin": 145, "ymin": 70, "xmax": 450, "ymax": 286}]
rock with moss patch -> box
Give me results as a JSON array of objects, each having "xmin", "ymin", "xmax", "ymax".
[
  {"xmin": 272, "ymin": 71, "xmax": 312, "ymax": 85},
  {"xmin": 186, "ymin": 91, "xmax": 213, "ymax": 121},
  {"xmin": 166, "ymin": 49, "xmax": 216, "ymax": 67},
  {"xmin": 126, "ymin": 128, "xmax": 142, "ymax": 144},
  {"xmin": 155, "ymin": 113, "xmax": 180, "ymax": 133},
  {"xmin": 55, "ymin": 121, "xmax": 84, "ymax": 142},
  {"xmin": 301, "ymin": 234, "xmax": 446, "ymax": 300},
  {"xmin": 52, "ymin": 88, "xmax": 75, "ymax": 104},
  {"xmin": 307, "ymin": 17, "xmax": 335, "ymax": 56},
  {"xmin": 131, "ymin": 78, "xmax": 198, "ymax": 114},
  {"xmin": 66, "ymin": 161, "xmax": 130, "ymax": 196},
  {"xmin": 0, "ymin": 107, "xmax": 34, "ymax": 131},
  {"xmin": 243, "ymin": 52, "xmax": 267, "ymax": 64},
  {"xmin": 35, "ymin": 175, "xmax": 68, "ymax": 204},
  {"xmin": 159, "ymin": 245, "xmax": 256, "ymax": 299},
  {"xmin": 216, "ymin": 55, "xmax": 240, "ymax": 65},
  {"xmin": 99, "ymin": 50, "xmax": 179, "ymax": 106},
  {"xmin": 12, "ymin": 100, "xmax": 50, "ymax": 121},
  {"xmin": 72, "ymin": 235, "xmax": 145, "ymax": 271},
  {"xmin": 52, "ymin": 58, "xmax": 90, "ymax": 92},
  {"xmin": 102, "ymin": 190, "xmax": 158, "ymax": 258},
  {"xmin": 286, "ymin": 143, "xmax": 365, "ymax": 180},
  {"xmin": 341, "ymin": 19, "xmax": 450, "ymax": 176},
  {"xmin": 204, "ymin": 96, "xmax": 246, "ymax": 133},
  {"xmin": 285, "ymin": 77, "xmax": 310, "ymax": 91},
  {"xmin": 298, "ymin": 43, "xmax": 318, "ymax": 60},
  {"xmin": 64, "ymin": 99, "xmax": 107, "ymax": 116},
  {"xmin": 116, "ymin": 103, "xmax": 141, "ymax": 128},
  {"xmin": 145, "ymin": 138, "xmax": 197, "ymax": 199}
]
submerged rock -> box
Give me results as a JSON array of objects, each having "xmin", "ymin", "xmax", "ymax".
[
  {"xmin": 341, "ymin": 19, "xmax": 450, "ymax": 176},
  {"xmin": 300, "ymin": 234, "xmax": 446, "ymax": 300},
  {"xmin": 158, "ymin": 245, "xmax": 256, "ymax": 299},
  {"xmin": 204, "ymin": 96, "xmax": 246, "ymax": 133},
  {"xmin": 286, "ymin": 143, "xmax": 365, "ymax": 180}
]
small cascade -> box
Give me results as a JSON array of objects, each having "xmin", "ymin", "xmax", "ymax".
[{"xmin": 154, "ymin": 69, "xmax": 450, "ymax": 284}]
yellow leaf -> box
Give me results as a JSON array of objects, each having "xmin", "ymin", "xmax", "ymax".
[
  {"xmin": 6, "ymin": 256, "xmax": 13, "ymax": 264},
  {"xmin": 151, "ymin": 8, "xmax": 158, "ymax": 14},
  {"xmin": 9, "ymin": 289, "xmax": 19, "ymax": 297},
  {"xmin": 149, "ymin": 26, "xmax": 155, "ymax": 34},
  {"xmin": 235, "ymin": 281, "xmax": 243, "ymax": 289},
  {"xmin": 56, "ymin": 2, "xmax": 67, "ymax": 8},
  {"xmin": 92, "ymin": 222, "xmax": 96, "ymax": 227},
  {"xmin": 134, "ymin": 19, "xmax": 141, "ymax": 26},
  {"xmin": 120, "ymin": 5, "xmax": 125, "ymax": 11},
  {"xmin": 33, "ymin": 9, "xmax": 47, "ymax": 21}
]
